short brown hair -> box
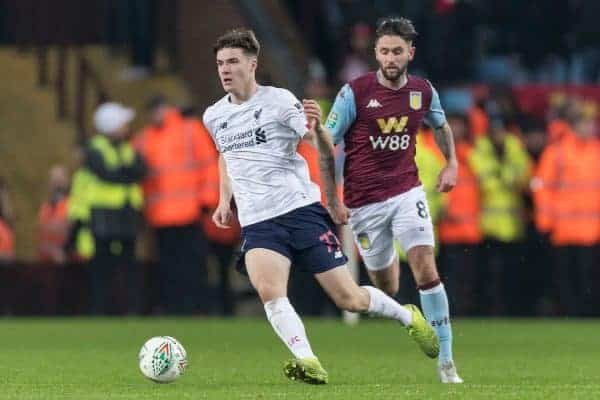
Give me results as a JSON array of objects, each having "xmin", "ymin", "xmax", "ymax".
[
  {"xmin": 375, "ymin": 17, "xmax": 418, "ymax": 43},
  {"xmin": 213, "ymin": 28, "xmax": 260, "ymax": 56}
]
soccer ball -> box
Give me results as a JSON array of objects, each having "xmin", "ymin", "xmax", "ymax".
[{"xmin": 138, "ymin": 336, "xmax": 188, "ymax": 383}]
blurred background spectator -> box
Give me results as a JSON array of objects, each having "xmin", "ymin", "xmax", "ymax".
[
  {"xmin": 0, "ymin": 0, "xmax": 599, "ymax": 317},
  {"xmin": 0, "ymin": 177, "xmax": 15, "ymax": 264},
  {"xmin": 68, "ymin": 102, "xmax": 146, "ymax": 314},
  {"xmin": 134, "ymin": 96, "xmax": 216, "ymax": 314}
]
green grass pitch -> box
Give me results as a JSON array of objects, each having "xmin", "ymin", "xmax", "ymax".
[{"xmin": 2, "ymin": 318, "xmax": 599, "ymax": 399}]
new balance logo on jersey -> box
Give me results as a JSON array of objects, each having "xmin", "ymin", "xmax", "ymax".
[
  {"xmin": 366, "ymin": 99, "xmax": 382, "ymax": 108},
  {"xmin": 217, "ymin": 121, "xmax": 228, "ymax": 132},
  {"xmin": 254, "ymin": 127, "xmax": 267, "ymax": 144}
]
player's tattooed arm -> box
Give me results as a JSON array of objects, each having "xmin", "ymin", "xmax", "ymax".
[
  {"xmin": 303, "ymin": 98, "xmax": 349, "ymax": 224},
  {"xmin": 433, "ymin": 122, "xmax": 457, "ymax": 164},
  {"xmin": 313, "ymin": 123, "xmax": 350, "ymax": 225},
  {"xmin": 433, "ymin": 122, "xmax": 458, "ymax": 192}
]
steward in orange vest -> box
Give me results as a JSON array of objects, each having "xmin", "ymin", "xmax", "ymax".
[
  {"xmin": 532, "ymin": 109, "xmax": 600, "ymax": 316},
  {"xmin": 437, "ymin": 113, "xmax": 481, "ymax": 315},
  {"xmin": 38, "ymin": 165, "xmax": 71, "ymax": 264},
  {"xmin": 0, "ymin": 218, "xmax": 14, "ymax": 263},
  {"xmin": 135, "ymin": 98, "xmax": 216, "ymax": 314}
]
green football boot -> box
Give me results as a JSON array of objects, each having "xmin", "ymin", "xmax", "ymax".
[
  {"xmin": 283, "ymin": 357, "xmax": 329, "ymax": 384},
  {"xmin": 405, "ymin": 304, "xmax": 440, "ymax": 358}
]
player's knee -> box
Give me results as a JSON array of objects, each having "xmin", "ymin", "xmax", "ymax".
[
  {"xmin": 380, "ymin": 280, "xmax": 399, "ymax": 297},
  {"xmin": 253, "ymin": 281, "xmax": 286, "ymax": 303},
  {"xmin": 407, "ymin": 246, "xmax": 438, "ymax": 285}
]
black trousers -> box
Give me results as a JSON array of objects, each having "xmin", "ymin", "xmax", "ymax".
[
  {"xmin": 554, "ymin": 245, "xmax": 599, "ymax": 317},
  {"xmin": 88, "ymin": 237, "xmax": 139, "ymax": 315},
  {"xmin": 156, "ymin": 224, "xmax": 207, "ymax": 314},
  {"xmin": 208, "ymin": 240, "xmax": 236, "ymax": 316},
  {"xmin": 438, "ymin": 244, "xmax": 479, "ymax": 316},
  {"xmin": 476, "ymin": 240, "xmax": 524, "ymax": 316}
]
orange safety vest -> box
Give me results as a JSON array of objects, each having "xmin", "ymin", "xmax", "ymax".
[
  {"xmin": 202, "ymin": 213, "xmax": 241, "ymax": 246},
  {"xmin": 532, "ymin": 132, "xmax": 600, "ymax": 245},
  {"xmin": 135, "ymin": 109, "xmax": 219, "ymax": 227},
  {"xmin": 547, "ymin": 119, "xmax": 574, "ymax": 143},
  {"xmin": 0, "ymin": 218, "xmax": 14, "ymax": 260},
  {"xmin": 438, "ymin": 142, "xmax": 482, "ymax": 244},
  {"xmin": 297, "ymin": 140, "xmax": 345, "ymax": 205},
  {"xmin": 37, "ymin": 197, "xmax": 69, "ymax": 263},
  {"xmin": 469, "ymin": 106, "xmax": 489, "ymax": 138}
]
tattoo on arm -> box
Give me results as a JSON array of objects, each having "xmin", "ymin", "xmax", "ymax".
[
  {"xmin": 433, "ymin": 122, "xmax": 457, "ymax": 163},
  {"xmin": 314, "ymin": 124, "xmax": 340, "ymax": 204}
]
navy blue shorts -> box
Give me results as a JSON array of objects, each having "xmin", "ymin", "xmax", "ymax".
[{"xmin": 236, "ymin": 202, "xmax": 348, "ymax": 275}]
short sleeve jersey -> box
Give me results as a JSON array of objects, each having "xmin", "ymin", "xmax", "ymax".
[
  {"xmin": 203, "ymin": 86, "xmax": 321, "ymax": 227},
  {"xmin": 324, "ymin": 72, "xmax": 447, "ymax": 208}
]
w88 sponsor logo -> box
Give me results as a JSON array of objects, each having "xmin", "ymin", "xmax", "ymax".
[
  {"xmin": 371, "ymin": 115, "xmax": 411, "ymax": 151},
  {"xmin": 369, "ymin": 134, "xmax": 410, "ymax": 151}
]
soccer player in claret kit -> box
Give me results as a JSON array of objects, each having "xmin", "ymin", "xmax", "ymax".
[
  {"xmin": 316, "ymin": 17, "xmax": 463, "ymax": 383},
  {"xmin": 203, "ymin": 28, "xmax": 439, "ymax": 384}
]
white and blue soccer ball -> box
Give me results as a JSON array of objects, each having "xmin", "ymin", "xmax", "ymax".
[{"xmin": 138, "ymin": 336, "xmax": 188, "ymax": 383}]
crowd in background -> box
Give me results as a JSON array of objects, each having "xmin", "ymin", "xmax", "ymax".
[
  {"xmin": 1, "ymin": 1, "xmax": 600, "ymax": 317},
  {"xmin": 288, "ymin": 0, "xmax": 600, "ymax": 86},
  {"xmin": 1, "ymin": 86, "xmax": 598, "ymax": 317}
]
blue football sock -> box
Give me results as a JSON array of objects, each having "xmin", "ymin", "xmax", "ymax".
[{"xmin": 419, "ymin": 283, "xmax": 453, "ymax": 364}]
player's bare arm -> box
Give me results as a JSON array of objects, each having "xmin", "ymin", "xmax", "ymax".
[
  {"xmin": 433, "ymin": 122, "xmax": 458, "ymax": 193},
  {"xmin": 303, "ymin": 99, "xmax": 350, "ymax": 225},
  {"xmin": 212, "ymin": 154, "xmax": 234, "ymax": 228}
]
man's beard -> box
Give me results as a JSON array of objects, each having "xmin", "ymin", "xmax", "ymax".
[{"xmin": 380, "ymin": 64, "xmax": 406, "ymax": 82}]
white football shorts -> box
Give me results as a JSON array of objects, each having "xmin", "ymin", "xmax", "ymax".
[{"xmin": 348, "ymin": 185, "xmax": 435, "ymax": 271}]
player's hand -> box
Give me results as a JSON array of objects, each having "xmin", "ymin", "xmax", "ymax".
[
  {"xmin": 302, "ymin": 99, "xmax": 322, "ymax": 132},
  {"xmin": 436, "ymin": 162, "xmax": 458, "ymax": 192},
  {"xmin": 212, "ymin": 203, "xmax": 233, "ymax": 229},
  {"xmin": 327, "ymin": 200, "xmax": 350, "ymax": 225}
]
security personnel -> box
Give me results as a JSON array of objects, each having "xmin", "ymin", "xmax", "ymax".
[
  {"xmin": 0, "ymin": 218, "xmax": 13, "ymax": 264},
  {"xmin": 38, "ymin": 165, "xmax": 71, "ymax": 264},
  {"xmin": 437, "ymin": 114, "xmax": 481, "ymax": 315},
  {"xmin": 532, "ymin": 107, "xmax": 600, "ymax": 316},
  {"xmin": 69, "ymin": 102, "xmax": 146, "ymax": 315},
  {"xmin": 469, "ymin": 116, "xmax": 531, "ymax": 315},
  {"xmin": 134, "ymin": 98, "xmax": 216, "ymax": 314},
  {"xmin": 0, "ymin": 178, "xmax": 14, "ymax": 264}
]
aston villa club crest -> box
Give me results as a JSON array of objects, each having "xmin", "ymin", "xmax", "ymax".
[{"xmin": 409, "ymin": 91, "xmax": 422, "ymax": 110}]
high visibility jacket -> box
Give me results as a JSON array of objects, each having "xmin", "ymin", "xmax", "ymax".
[
  {"xmin": 469, "ymin": 106, "xmax": 489, "ymax": 137},
  {"xmin": 67, "ymin": 170, "xmax": 94, "ymax": 259},
  {"xmin": 298, "ymin": 141, "xmax": 326, "ymax": 205},
  {"xmin": 202, "ymin": 213, "xmax": 241, "ymax": 246},
  {"xmin": 415, "ymin": 132, "xmax": 445, "ymax": 224},
  {"xmin": 469, "ymin": 133, "xmax": 531, "ymax": 242},
  {"xmin": 135, "ymin": 110, "xmax": 219, "ymax": 227},
  {"xmin": 547, "ymin": 119, "xmax": 574, "ymax": 143},
  {"xmin": 439, "ymin": 142, "xmax": 482, "ymax": 244},
  {"xmin": 297, "ymin": 140, "xmax": 344, "ymax": 205},
  {"xmin": 69, "ymin": 135, "xmax": 144, "ymax": 244},
  {"xmin": 532, "ymin": 133, "xmax": 600, "ymax": 245},
  {"xmin": 38, "ymin": 196, "xmax": 69, "ymax": 263},
  {"xmin": 0, "ymin": 218, "xmax": 14, "ymax": 261}
]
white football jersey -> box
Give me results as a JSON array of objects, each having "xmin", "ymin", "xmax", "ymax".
[{"xmin": 203, "ymin": 86, "xmax": 321, "ymax": 227}]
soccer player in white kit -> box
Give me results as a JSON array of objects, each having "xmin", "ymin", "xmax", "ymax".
[{"xmin": 204, "ymin": 28, "xmax": 439, "ymax": 384}]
